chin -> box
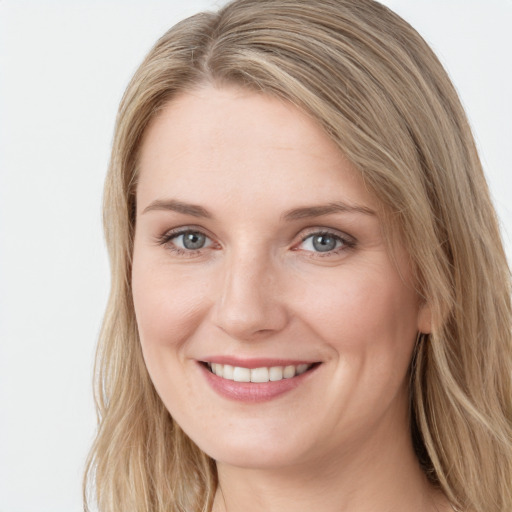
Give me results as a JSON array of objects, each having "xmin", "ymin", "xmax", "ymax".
[{"xmin": 192, "ymin": 430, "xmax": 312, "ymax": 470}]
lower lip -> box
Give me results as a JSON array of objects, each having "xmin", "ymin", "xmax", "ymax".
[{"xmin": 199, "ymin": 363, "xmax": 318, "ymax": 403}]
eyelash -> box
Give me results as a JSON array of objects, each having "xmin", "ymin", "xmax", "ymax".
[{"xmin": 156, "ymin": 227, "xmax": 356, "ymax": 257}]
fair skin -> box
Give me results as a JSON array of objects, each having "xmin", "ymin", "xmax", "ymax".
[{"xmin": 132, "ymin": 85, "xmax": 450, "ymax": 512}]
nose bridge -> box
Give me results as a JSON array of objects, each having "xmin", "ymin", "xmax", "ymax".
[{"xmin": 212, "ymin": 245, "xmax": 287, "ymax": 339}]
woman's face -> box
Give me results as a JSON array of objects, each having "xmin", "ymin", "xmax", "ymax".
[{"xmin": 132, "ymin": 85, "xmax": 430, "ymax": 469}]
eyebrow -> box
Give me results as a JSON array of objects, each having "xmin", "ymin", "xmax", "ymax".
[
  {"xmin": 282, "ymin": 201, "xmax": 376, "ymax": 221},
  {"xmin": 141, "ymin": 198, "xmax": 375, "ymax": 220},
  {"xmin": 142, "ymin": 199, "xmax": 212, "ymax": 218}
]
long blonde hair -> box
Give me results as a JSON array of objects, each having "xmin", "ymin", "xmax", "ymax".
[{"xmin": 84, "ymin": 1, "xmax": 512, "ymax": 511}]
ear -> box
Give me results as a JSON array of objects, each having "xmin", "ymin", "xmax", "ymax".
[{"xmin": 417, "ymin": 302, "xmax": 432, "ymax": 334}]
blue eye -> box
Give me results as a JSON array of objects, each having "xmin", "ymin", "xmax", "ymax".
[
  {"xmin": 158, "ymin": 229, "xmax": 214, "ymax": 253},
  {"xmin": 299, "ymin": 232, "xmax": 348, "ymax": 253},
  {"xmin": 178, "ymin": 232, "xmax": 208, "ymax": 250}
]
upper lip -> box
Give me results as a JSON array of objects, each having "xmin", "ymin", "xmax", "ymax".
[{"xmin": 199, "ymin": 356, "xmax": 319, "ymax": 369}]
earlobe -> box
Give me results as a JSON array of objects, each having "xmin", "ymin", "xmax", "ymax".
[{"xmin": 417, "ymin": 303, "xmax": 432, "ymax": 334}]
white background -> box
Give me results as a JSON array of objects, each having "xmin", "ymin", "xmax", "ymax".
[{"xmin": 0, "ymin": 1, "xmax": 510, "ymax": 511}]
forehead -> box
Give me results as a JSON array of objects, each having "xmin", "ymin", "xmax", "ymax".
[{"xmin": 136, "ymin": 85, "xmax": 377, "ymax": 215}]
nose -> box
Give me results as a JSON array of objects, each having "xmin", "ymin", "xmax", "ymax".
[{"xmin": 211, "ymin": 250, "xmax": 289, "ymax": 341}]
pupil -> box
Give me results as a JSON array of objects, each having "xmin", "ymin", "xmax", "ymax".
[
  {"xmin": 183, "ymin": 232, "xmax": 205, "ymax": 250},
  {"xmin": 312, "ymin": 235, "xmax": 336, "ymax": 252}
]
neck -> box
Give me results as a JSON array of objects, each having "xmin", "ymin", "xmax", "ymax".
[{"xmin": 212, "ymin": 407, "xmax": 449, "ymax": 512}]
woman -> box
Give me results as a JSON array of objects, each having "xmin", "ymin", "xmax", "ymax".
[{"xmin": 84, "ymin": 1, "xmax": 512, "ymax": 511}]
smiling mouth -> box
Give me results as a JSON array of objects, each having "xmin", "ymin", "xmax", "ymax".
[{"xmin": 204, "ymin": 362, "xmax": 318, "ymax": 383}]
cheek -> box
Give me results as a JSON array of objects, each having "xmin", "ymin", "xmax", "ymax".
[
  {"xmin": 296, "ymin": 266, "xmax": 420, "ymax": 349},
  {"xmin": 131, "ymin": 255, "xmax": 212, "ymax": 357},
  {"xmin": 297, "ymin": 268, "xmax": 419, "ymax": 423},
  {"xmin": 291, "ymin": 263, "xmax": 420, "ymax": 416},
  {"xmin": 131, "ymin": 257, "xmax": 216, "ymax": 418}
]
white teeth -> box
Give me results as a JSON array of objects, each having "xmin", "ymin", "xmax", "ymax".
[
  {"xmin": 296, "ymin": 364, "xmax": 309, "ymax": 375},
  {"xmin": 222, "ymin": 364, "xmax": 234, "ymax": 380},
  {"xmin": 283, "ymin": 365, "xmax": 296, "ymax": 379},
  {"xmin": 212, "ymin": 363, "xmax": 223, "ymax": 377},
  {"xmin": 250, "ymin": 367, "xmax": 269, "ymax": 383},
  {"xmin": 207, "ymin": 362, "xmax": 313, "ymax": 383},
  {"xmin": 233, "ymin": 366, "xmax": 251, "ymax": 382},
  {"xmin": 269, "ymin": 366, "xmax": 283, "ymax": 381}
]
